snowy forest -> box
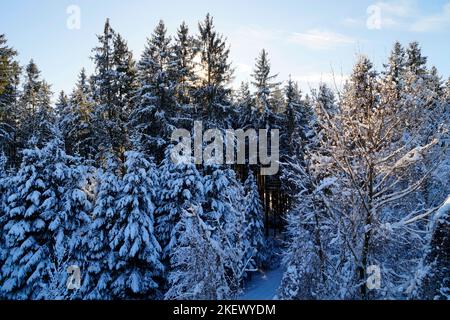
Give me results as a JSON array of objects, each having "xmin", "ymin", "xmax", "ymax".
[{"xmin": 0, "ymin": 14, "xmax": 449, "ymax": 300}]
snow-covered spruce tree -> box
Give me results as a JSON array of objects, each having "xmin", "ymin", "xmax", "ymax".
[
  {"xmin": 55, "ymin": 91, "xmax": 69, "ymax": 121},
  {"xmin": 280, "ymin": 77, "xmax": 314, "ymax": 195},
  {"xmin": 33, "ymin": 81, "xmax": 55, "ymax": 147},
  {"xmin": 172, "ymin": 22, "xmax": 198, "ymax": 106},
  {"xmin": 0, "ymin": 153, "xmax": 7, "ymax": 214},
  {"xmin": 62, "ymin": 69, "xmax": 96, "ymax": 158},
  {"xmin": 235, "ymin": 81, "xmax": 258, "ymax": 129},
  {"xmin": 109, "ymin": 151, "xmax": 163, "ymax": 299},
  {"xmin": 18, "ymin": 61, "xmax": 55, "ymax": 149},
  {"xmin": 195, "ymin": 14, "xmax": 233, "ymax": 128},
  {"xmin": 81, "ymin": 153, "xmax": 121, "ymax": 300},
  {"xmin": 242, "ymin": 171, "xmax": 265, "ymax": 271},
  {"xmin": 128, "ymin": 20, "xmax": 176, "ymax": 160},
  {"xmin": 380, "ymin": 41, "xmax": 406, "ymax": 106},
  {"xmin": 91, "ymin": 19, "xmax": 135, "ymax": 161},
  {"xmin": 91, "ymin": 18, "xmax": 116, "ymax": 158},
  {"xmin": 427, "ymin": 66, "xmax": 444, "ymax": 96},
  {"xmin": 277, "ymin": 154, "xmax": 337, "ymax": 300},
  {"xmin": 0, "ymin": 135, "xmax": 93, "ymax": 299},
  {"xmin": 311, "ymin": 83, "xmax": 339, "ymax": 148},
  {"xmin": 203, "ymin": 164, "xmax": 246, "ymax": 294},
  {"xmin": 252, "ymin": 49, "xmax": 279, "ymax": 112},
  {"xmin": 405, "ymin": 41, "xmax": 427, "ymax": 77},
  {"xmin": 0, "ymin": 34, "xmax": 21, "ymax": 166},
  {"xmin": 0, "ymin": 153, "xmax": 11, "ymax": 275},
  {"xmin": 164, "ymin": 206, "xmax": 232, "ymax": 300},
  {"xmin": 1, "ymin": 144, "xmax": 51, "ymax": 299},
  {"xmin": 113, "ymin": 34, "xmax": 137, "ymax": 115},
  {"xmin": 42, "ymin": 138, "xmax": 92, "ymax": 299},
  {"xmin": 251, "ymin": 49, "xmax": 281, "ymax": 129},
  {"xmin": 156, "ymin": 148, "xmax": 205, "ymax": 261},
  {"xmin": 284, "ymin": 77, "xmax": 303, "ymax": 150}
]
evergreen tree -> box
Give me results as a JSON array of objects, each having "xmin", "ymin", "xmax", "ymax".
[
  {"xmin": 277, "ymin": 158, "xmax": 333, "ymax": 300},
  {"xmin": 203, "ymin": 165, "xmax": 246, "ymax": 293},
  {"xmin": 63, "ymin": 69, "xmax": 96, "ymax": 158},
  {"xmin": 0, "ymin": 153, "xmax": 7, "ymax": 213},
  {"xmin": 1, "ymin": 137, "xmax": 92, "ymax": 299},
  {"xmin": 406, "ymin": 41, "xmax": 427, "ymax": 76},
  {"xmin": 129, "ymin": 20, "xmax": 176, "ymax": 159},
  {"xmin": 33, "ymin": 81, "xmax": 55, "ymax": 147},
  {"xmin": 0, "ymin": 34, "xmax": 21, "ymax": 166},
  {"xmin": 1, "ymin": 145, "xmax": 52, "ymax": 299},
  {"xmin": 113, "ymin": 34, "xmax": 137, "ymax": 115},
  {"xmin": 242, "ymin": 171, "xmax": 265, "ymax": 270},
  {"xmin": 41, "ymin": 137, "xmax": 92, "ymax": 299},
  {"xmin": 195, "ymin": 14, "xmax": 233, "ymax": 127},
  {"xmin": 427, "ymin": 66, "xmax": 444, "ymax": 96},
  {"xmin": 19, "ymin": 61, "xmax": 54, "ymax": 148},
  {"xmin": 109, "ymin": 151, "xmax": 163, "ymax": 299},
  {"xmin": 401, "ymin": 45, "xmax": 442, "ymax": 149},
  {"xmin": 91, "ymin": 19, "xmax": 132, "ymax": 161},
  {"xmin": 55, "ymin": 91, "xmax": 69, "ymax": 120},
  {"xmin": 280, "ymin": 77, "xmax": 314, "ymax": 197},
  {"xmin": 165, "ymin": 206, "xmax": 232, "ymax": 300},
  {"xmin": 284, "ymin": 76, "xmax": 309, "ymax": 156},
  {"xmin": 20, "ymin": 60, "xmax": 41, "ymax": 117},
  {"xmin": 156, "ymin": 148, "xmax": 205, "ymax": 260},
  {"xmin": 235, "ymin": 81, "xmax": 257, "ymax": 129},
  {"xmin": 81, "ymin": 154, "xmax": 121, "ymax": 299},
  {"xmin": 251, "ymin": 49, "xmax": 281, "ymax": 130},
  {"xmin": 251, "ymin": 49, "xmax": 279, "ymax": 113},
  {"xmin": 0, "ymin": 153, "xmax": 11, "ymax": 274},
  {"xmin": 311, "ymin": 83, "xmax": 338, "ymax": 148},
  {"xmin": 172, "ymin": 22, "xmax": 198, "ymax": 106},
  {"xmin": 380, "ymin": 41, "xmax": 406, "ymax": 104}
]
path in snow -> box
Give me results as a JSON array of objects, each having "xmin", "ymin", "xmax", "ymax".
[{"xmin": 240, "ymin": 266, "xmax": 284, "ymax": 300}]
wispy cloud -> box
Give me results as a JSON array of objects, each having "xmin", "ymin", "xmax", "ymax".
[
  {"xmin": 288, "ymin": 29, "xmax": 356, "ymax": 50},
  {"xmin": 234, "ymin": 26, "xmax": 357, "ymax": 51},
  {"xmin": 411, "ymin": 3, "xmax": 450, "ymax": 32}
]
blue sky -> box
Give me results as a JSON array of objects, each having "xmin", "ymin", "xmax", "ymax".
[{"xmin": 1, "ymin": 0, "xmax": 449, "ymax": 96}]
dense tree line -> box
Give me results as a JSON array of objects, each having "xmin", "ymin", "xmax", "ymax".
[
  {"xmin": 0, "ymin": 15, "xmax": 449, "ymax": 300},
  {"xmin": 279, "ymin": 42, "xmax": 449, "ymax": 300}
]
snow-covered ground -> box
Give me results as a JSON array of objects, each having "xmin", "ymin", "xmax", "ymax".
[{"xmin": 240, "ymin": 266, "xmax": 284, "ymax": 300}]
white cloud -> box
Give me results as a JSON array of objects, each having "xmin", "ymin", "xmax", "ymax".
[
  {"xmin": 411, "ymin": 3, "xmax": 450, "ymax": 32},
  {"xmin": 288, "ymin": 29, "xmax": 356, "ymax": 50}
]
